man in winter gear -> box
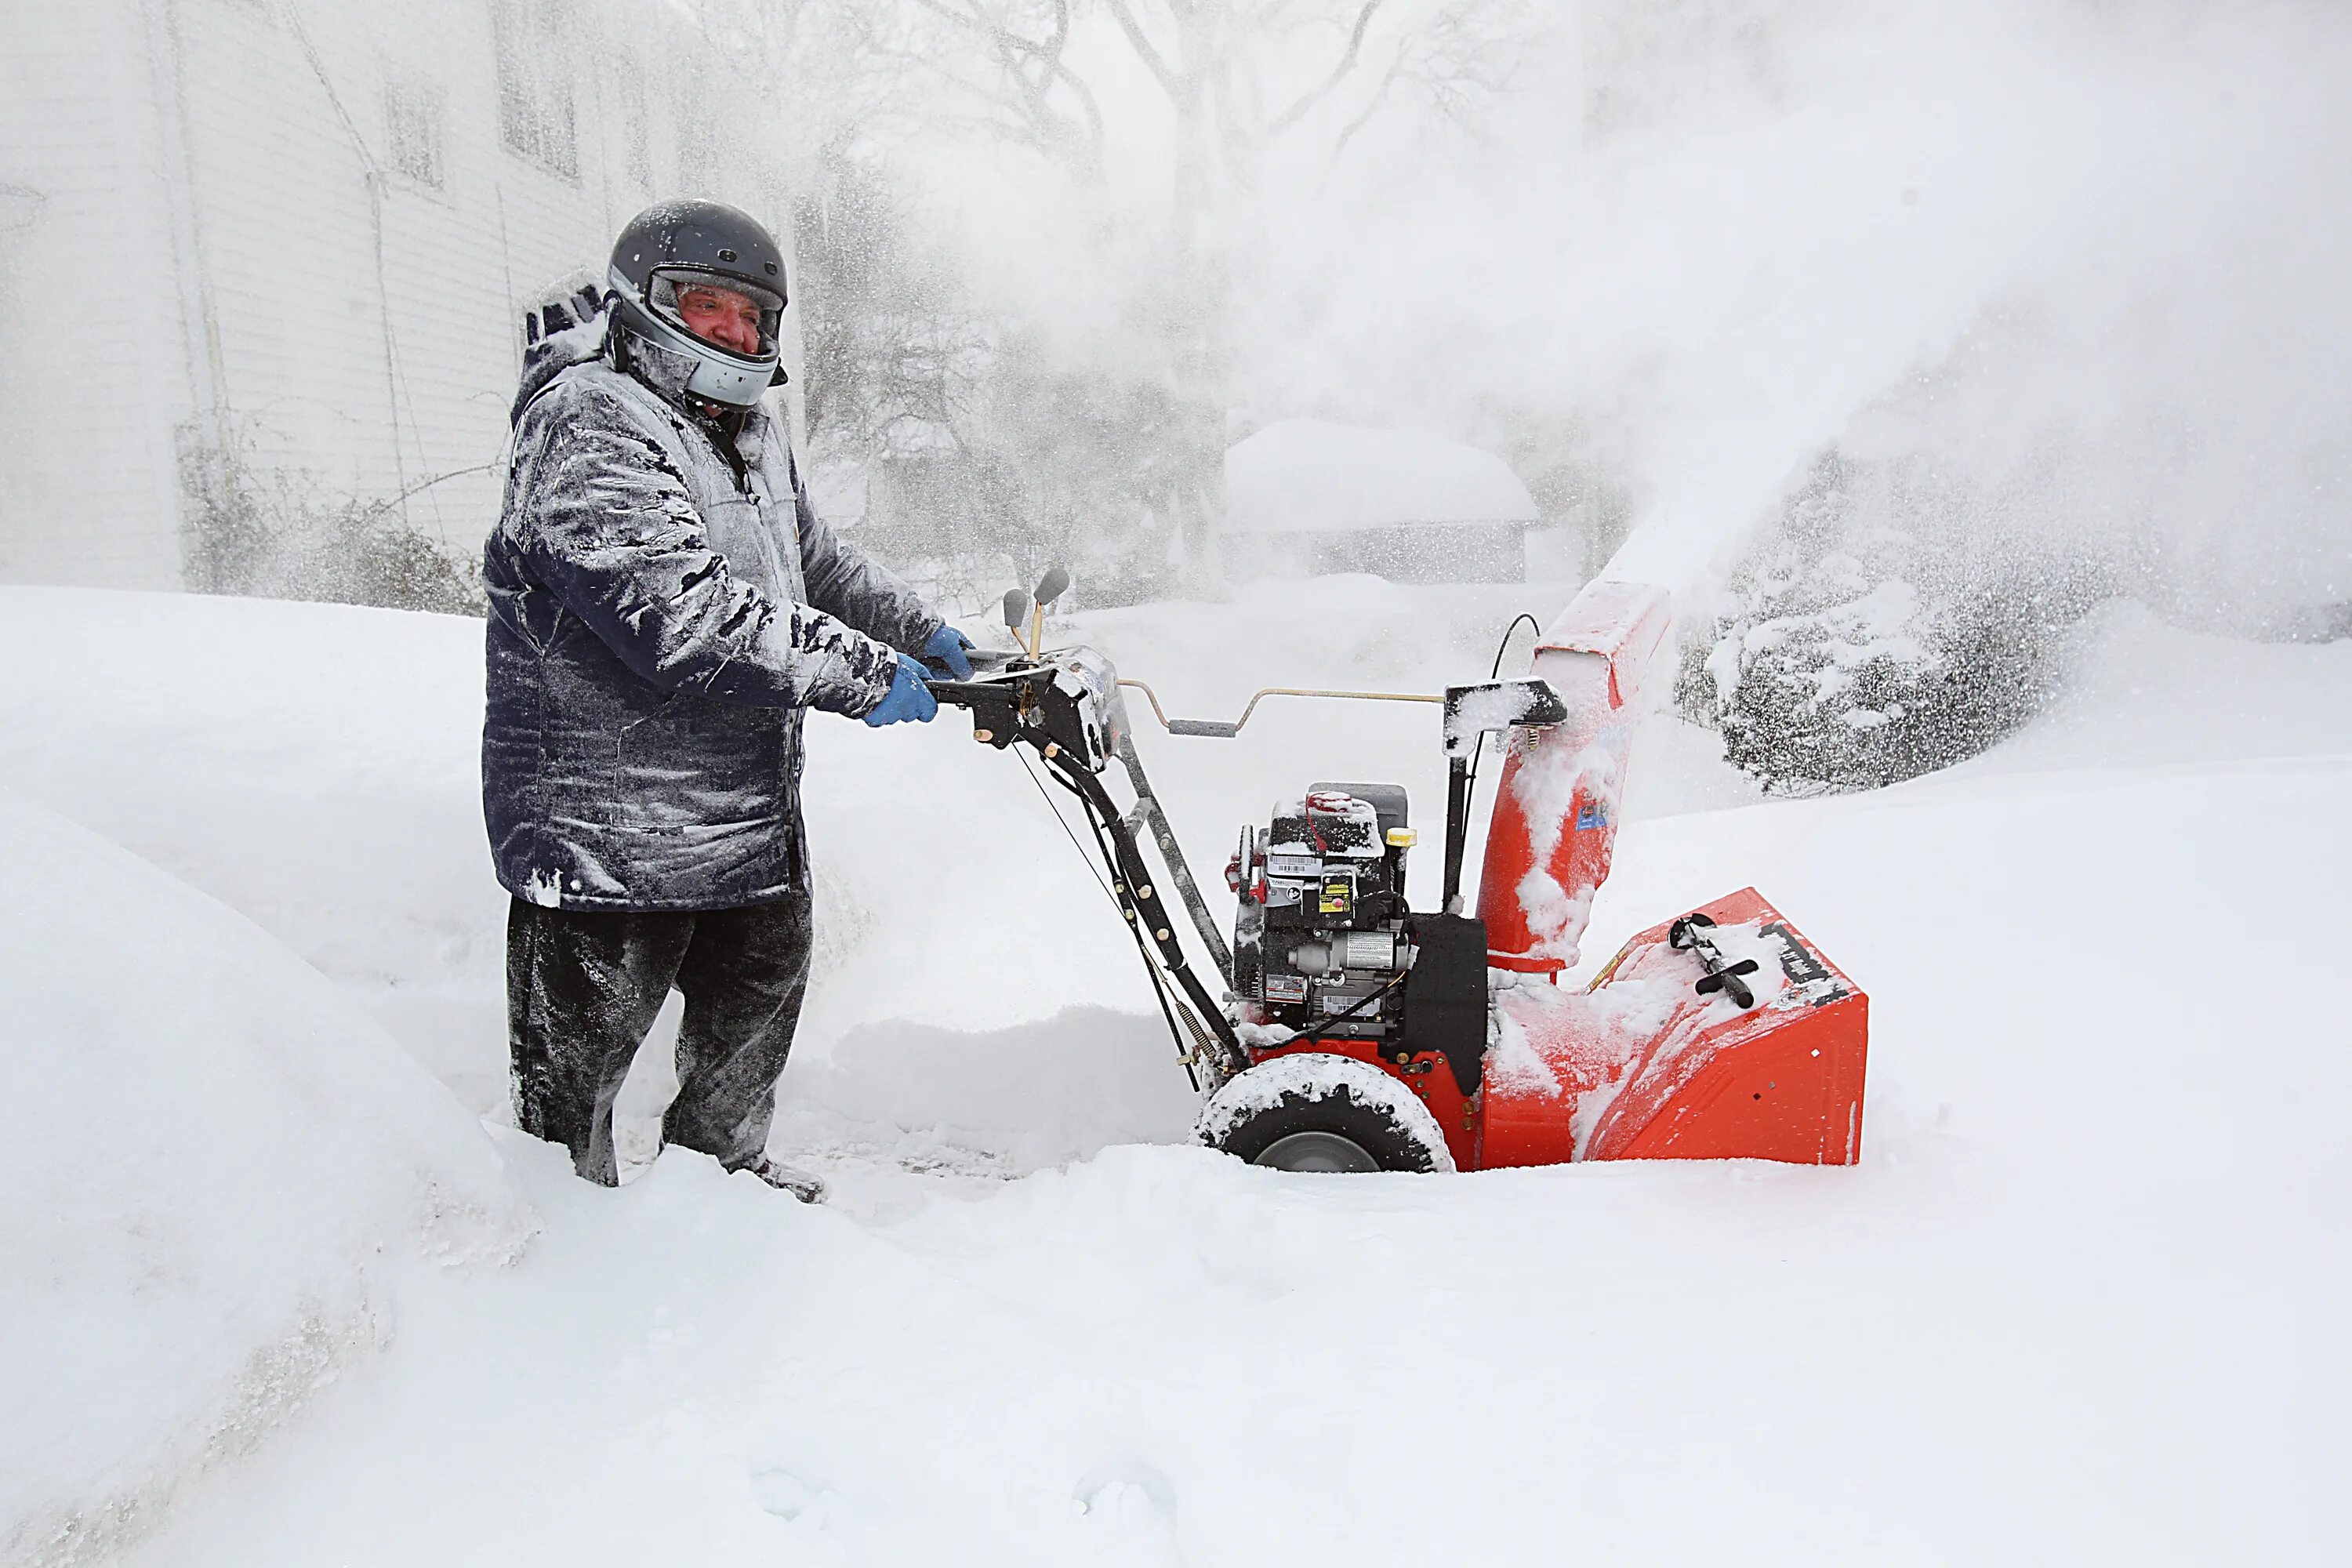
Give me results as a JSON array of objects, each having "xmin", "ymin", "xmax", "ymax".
[{"xmin": 485, "ymin": 200, "xmax": 954, "ymax": 1196}]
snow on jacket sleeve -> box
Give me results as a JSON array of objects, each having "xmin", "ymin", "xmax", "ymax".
[
  {"xmin": 788, "ymin": 449, "xmax": 945, "ymax": 656},
  {"xmin": 517, "ymin": 385, "xmax": 902, "ymax": 717}
]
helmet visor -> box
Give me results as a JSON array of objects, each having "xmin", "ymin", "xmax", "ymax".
[{"xmin": 647, "ymin": 267, "xmax": 783, "ymax": 359}]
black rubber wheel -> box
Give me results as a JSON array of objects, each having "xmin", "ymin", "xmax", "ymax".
[{"xmin": 1197, "ymin": 1058, "xmax": 1456, "ymax": 1174}]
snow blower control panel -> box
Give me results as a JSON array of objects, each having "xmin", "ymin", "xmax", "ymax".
[{"xmin": 928, "ymin": 645, "xmax": 1125, "ymax": 774}]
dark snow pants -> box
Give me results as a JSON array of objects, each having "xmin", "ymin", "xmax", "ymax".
[{"xmin": 506, "ymin": 891, "xmax": 813, "ymax": 1185}]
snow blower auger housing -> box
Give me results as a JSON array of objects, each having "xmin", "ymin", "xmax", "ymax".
[{"xmin": 929, "ymin": 574, "xmax": 1868, "ymax": 1175}]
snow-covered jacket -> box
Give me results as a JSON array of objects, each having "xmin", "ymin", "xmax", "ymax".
[{"xmin": 482, "ymin": 309, "xmax": 941, "ymax": 911}]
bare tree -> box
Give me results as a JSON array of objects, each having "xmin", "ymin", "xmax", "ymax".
[{"xmin": 828, "ymin": 0, "xmax": 1543, "ymax": 584}]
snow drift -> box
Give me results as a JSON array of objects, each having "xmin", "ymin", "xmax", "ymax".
[
  {"xmin": 0, "ymin": 795, "xmax": 531, "ymax": 1566},
  {"xmin": 2, "ymin": 585, "xmax": 2347, "ymax": 1564}
]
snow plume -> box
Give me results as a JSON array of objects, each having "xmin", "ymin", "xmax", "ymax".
[
  {"xmin": 1684, "ymin": 446, "xmax": 2121, "ymax": 789},
  {"xmin": 564, "ymin": 0, "xmax": 2352, "ymax": 631},
  {"xmin": 1258, "ymin": 0, "xmax": 2352, "ymax": 623}
]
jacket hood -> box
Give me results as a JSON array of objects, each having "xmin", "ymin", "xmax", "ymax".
[{"xmin": 511, "ymin": 270, "xmax": 613, "ymax": 426}]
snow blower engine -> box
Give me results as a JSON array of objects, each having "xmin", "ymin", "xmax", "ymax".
[{"xmin": 927, "ymin": 571, "xmax": 1869, "ymax": 1175}]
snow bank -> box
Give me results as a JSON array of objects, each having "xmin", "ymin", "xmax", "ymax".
[
  {"xmin": 0, "ymin": 588, "xmax": 510, "ymax": 1106},
  {"xmin": 2, "ymin": 583, "xmax": 2347, "ymax": 1564},
  {"xmin": 0, "ymin": 796, "xmax": 530, "ymax": 1566}
]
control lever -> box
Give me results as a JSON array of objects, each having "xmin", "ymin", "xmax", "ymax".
[
  {"xmin": 1669, "ymin": 912, "xmax": 1762, "ymax": 1010},
  {"xmin": 1025, "ymin": 567, "xmax": 1069, "ymax": 656}
]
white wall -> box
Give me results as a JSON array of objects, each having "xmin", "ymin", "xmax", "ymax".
[
  {"xmin": 0, "ymin": 0, "xmax": 192, "ymax": 589},
  {"xmin": 0, "ymin": 0, "xmax": 800, "ymax": 589}
]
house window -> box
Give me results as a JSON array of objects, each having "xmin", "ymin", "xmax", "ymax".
[
  {"xmin": 384, "ymin": 72, "xmax": 447, "ymax": 189},
  {"xmin": 493, "ymin": 0, "xmax": 577, "ymax": 179}
]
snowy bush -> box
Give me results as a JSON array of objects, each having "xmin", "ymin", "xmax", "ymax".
[
  {"xmin": 1682, "ymin": 448, "xmax": 2111, "ymax": 792},
  {"xmin": 181, "ymin": 441, "xmax": 485, "ymax": 616}
]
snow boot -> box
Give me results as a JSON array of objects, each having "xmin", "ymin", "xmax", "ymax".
[{"xmin": 735, "ymin": 1156, "xmax": 826, "ymax": 1203}]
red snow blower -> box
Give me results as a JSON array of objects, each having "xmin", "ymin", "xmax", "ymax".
[{"xmin": 928, "ymin": 573, "xmax": 1867, "ymax": 1174}]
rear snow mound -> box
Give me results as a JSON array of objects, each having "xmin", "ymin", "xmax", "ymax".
[
  {"xmin": 0, "ymin": 797, "xmax": 532, "ymax": 1566},
  {"xmin": 0, "ymin": 586, "xmax": 506, "ymax": 1107}
]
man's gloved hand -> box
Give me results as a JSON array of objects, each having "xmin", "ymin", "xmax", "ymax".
[
  {"xmin": 920, "ymin": 624, "xmax": 975, "ymax": 681},
  {"xmin": 862, "ymin": 653, "xmax": 940, "ymax": 727}
]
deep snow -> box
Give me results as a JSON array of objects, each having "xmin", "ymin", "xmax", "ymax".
[
  {"xmin": 2, "ymin": 583, "xmax": 2348, "ymax": 1563},
  {"xmin": 0, "ymin": 795, "xmax": 528, "ymax": 1565}
]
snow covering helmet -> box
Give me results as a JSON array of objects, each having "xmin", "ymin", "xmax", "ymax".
[{"xmin": 607, "ymin": 200, "xmax": 788, "ymax": 408}]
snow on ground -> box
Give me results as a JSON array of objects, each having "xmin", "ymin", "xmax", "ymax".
[
  {"xmin": 2, "ymin": 583, "xmax": 2348, "ymax": 1563},
  {"xmin": 0, "ymin": 794, "xmax": 528, "ymax": 1566}
]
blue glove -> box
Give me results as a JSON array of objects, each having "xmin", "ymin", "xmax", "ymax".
[
  {"xmin": 920, "ymin": 624, "xmax": 975, "ymax": 681},
  {"xmin": 862, "ymin": 654, "xmax": 939, "ymax": 727}
]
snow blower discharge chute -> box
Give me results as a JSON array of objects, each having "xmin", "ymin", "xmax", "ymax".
[{"xmin": 927, "ymin": 574, "xmax": 1868, "ymax": 1174}]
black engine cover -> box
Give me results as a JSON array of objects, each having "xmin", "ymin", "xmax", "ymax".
[{"xmin": 1401, "ymin": 912, "xmax": 1489, "ymax": 1094}]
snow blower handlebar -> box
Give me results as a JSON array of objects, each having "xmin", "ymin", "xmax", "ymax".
[
  {"xmin": 1115, "ymin": 676, "xmax": 1562, "ymax": 750},
  {"xmin": 1116, "ymin": 680, "xmax": 1443, "ymax": 739},
  {"xmin": 1115, "ymin": 673, "xmax": 1565, "ymax": 918},
  {"xmin": 927, "ymin": 650, "xmax": 1253, "ymax": 1083}
]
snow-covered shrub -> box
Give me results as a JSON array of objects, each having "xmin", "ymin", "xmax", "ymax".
[
  {"xmin": 181, "ymin": 441, "xmax": 485, "ymax": 616},
  {"xmin": 1682, "ymin": 449, "xmax": 2111, "ymax": 792}
]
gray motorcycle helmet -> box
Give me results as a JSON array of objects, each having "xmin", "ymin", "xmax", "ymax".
[{"xmin": 607, "ymin": 200, "xmax": 788, "ymax": 408}]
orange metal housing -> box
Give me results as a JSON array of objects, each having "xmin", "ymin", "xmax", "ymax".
[
  {"xmin": 1476, "ymin": 579, "xmax": 1673, "ymax": 977},
  {"xmin": 1246, "ymin": 890, "xmax": 1867, "ymax": 1170},
  {"xmin": 1480, "ymin": 888, "xmax": 1867, "ymax": 1167}
]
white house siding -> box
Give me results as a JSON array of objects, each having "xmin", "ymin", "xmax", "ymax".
[
  {"xmin": 0, "ymin": 0, "xmax": 798, "ymax": 590},
  {"xmin": 0, "ymin": 0, "xmax": 193, "ymax": 588}
]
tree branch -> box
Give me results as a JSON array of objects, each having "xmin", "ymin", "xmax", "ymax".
[
  {"xmin": 903, "ymin": 0, "xmax": 1103, "ymax": 179},
  {"xmin": 1102, "ymin": 0, "xmax": 1181, "ymax": 103},
  {"xmin": 1318, "ymin": 50, "xmax": 1406, "ymax": 187},
  {"xmin": 1002, "ymin": 0, "xmax": 1105, "ymax": 158},
  {"xmin": 1269, "ymin": 0, "xmax": 1386, "ymax": 135}
]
